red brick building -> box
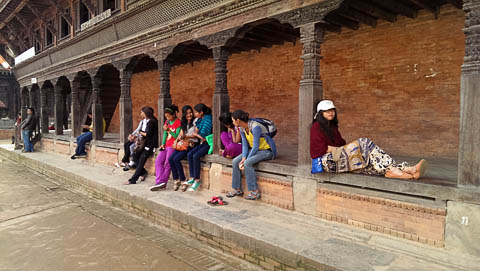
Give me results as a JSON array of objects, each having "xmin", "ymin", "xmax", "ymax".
[{"xmin": 2, "ymin": 0, "xmax": 480, "ymax": 260}]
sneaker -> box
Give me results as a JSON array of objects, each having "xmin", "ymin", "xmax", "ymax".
[
  {"xmin": 70, "ymin": 155, "xmax": 77, "ymax": 160},
  {"xmin": 186, "ymin": 178, "xmax": 195, "ymax": 185},
  {"xmin": 187, "ymin": 181, "xmax": 201, "ymax": 192},
  {"xmin": 123, "ymin": 166, "xmax": 130, "ymax": 172},
  {"xmin": 150, "ymin": 183, "xmax": 166, "ymax": 191},
  {"xmin": 76, "ymin": 153, "xmax": 87, "ymax": 158}
]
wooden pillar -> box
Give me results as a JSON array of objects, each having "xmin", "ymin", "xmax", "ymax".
[
  {"xmin": 71, "ymin": 79, "xmax": 82, "ymax": 138},
  {"xmin": 40, "ymin": 87, "xmax": 50, "ymax": 134},
  {"xmin": 92, "ymin": 75, "xmax": 104, "ymax": 140},
  {"xmin": 212, "ymin": 46, "xmax": 230, "ymax": 154},
  {"xmin": 121, "ymin": 0, "xmax": 126, "ymax": 12},
  {"xmin": 28, "ymin": 88, "xmax": 34, "ymax": 107},
  {"xmin": 298, "ymin": 23, "xmax": 325, "ymax": 166},
  {"xmin": 119, "ymin": 69, "xmax": 133, "ymax": 145},
  {"xmin": 458, "ymin": 0, "xmax": 480, "ymax": 187},
  {"xmin": 157, "ymin": 60, "xmax": 172, "ymax": 146},
  {"xmin": 54, "ymin": 84, "xmax": 64, "ymax": 135}
]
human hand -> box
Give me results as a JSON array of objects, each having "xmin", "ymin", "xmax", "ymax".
[{"xmin": 163, "ymin": 124, "xmax": 168, "ymax": 131}]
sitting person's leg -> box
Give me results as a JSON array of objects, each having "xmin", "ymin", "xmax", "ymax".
[
  {"xmin": 129, "ymin": 149, "xmax": 152, "ymax": 184},
  {"xmin": 75, "ymin": 132, "xmax": 92, "ymax": 155},
  {"xmin": 121, "ymin": 141, "xmax": 134, "ymax": 164},
  {"xmin": 227, "ymin": 154, "xmax": 244, "ymax": 197},
  {"xmin": 243, "ymin": 150, "xmax": 273, "ymax": 200},
  {"xmin": 187, "ymin": 143, "xmax": 210, "ymax": 191}
]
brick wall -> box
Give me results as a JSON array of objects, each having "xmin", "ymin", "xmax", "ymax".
[
  {"xmin": 109, "ymin": 42, "xmax": 302, "ymax": 146},
  {"xmin": 321, "ymin": 6, "xmax": 464, "ymax": 158},
  {"xmin": 111, "ymin": 5, "xmax": 463, "ymax": 158}
]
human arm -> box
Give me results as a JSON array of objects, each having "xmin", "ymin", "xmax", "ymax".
[
  {"xmin": 246, "ymin": 126, "xmax": 262, "ymax": 159},
  {"xmin": 310, "ymin": 122, "xmax": 328, "ymax": 159},
  {"xmin": 231, "ymin": 127, "xmax": 241, "ymax": 143}
]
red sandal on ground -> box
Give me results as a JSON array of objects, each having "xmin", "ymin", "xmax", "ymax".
[{"xmin": 207, "ymin": 196, "xmax": 228, "ymax": 206}]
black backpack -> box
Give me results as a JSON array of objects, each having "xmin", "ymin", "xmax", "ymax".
[{"xmin": 250, "ymin": 118, "xmax": 277, "ymax": 138}]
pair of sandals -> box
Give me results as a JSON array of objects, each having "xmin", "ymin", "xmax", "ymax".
[
  {"xmin": 385, "ymin": 159, "xmax": 427, "ymax": 180},
  {"xmin": 226, "ymin": 190, "xmax": 261, "ymax": 200},
  {"xmin": 176, "ymin": 179, "xmax": 201, "ymax": 192},
  {"xmin": 207, "ymin": 196, "xmax": 228, "ymax": 206}
]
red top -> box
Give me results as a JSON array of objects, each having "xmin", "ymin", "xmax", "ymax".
[{"xmin": 310, "ymin": 121, "xmax": 346, "ymax": 159}]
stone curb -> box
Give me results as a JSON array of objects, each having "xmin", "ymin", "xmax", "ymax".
[{"xmin": 1, "ymin": 146, "xmax": 474, "ymax": 271}]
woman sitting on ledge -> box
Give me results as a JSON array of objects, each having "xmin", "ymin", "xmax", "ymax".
[{"xmin": 310, "ymin": 100, "xmax": 426, "ymax": 179}]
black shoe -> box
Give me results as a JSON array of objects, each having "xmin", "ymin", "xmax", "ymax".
[
  {"xmin": 123, "ymin": 166, "xmax": 130, "ymax": 171},
  {"xmin": 71, "ymin": 155, "xmax": 77, "ymax": 160}
]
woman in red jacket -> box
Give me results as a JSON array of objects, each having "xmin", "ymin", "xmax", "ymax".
[{"xmin": 310, "ymin": 100, "xmax": 426, "ymax": 179}]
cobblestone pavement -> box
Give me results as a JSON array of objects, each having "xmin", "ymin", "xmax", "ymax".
[{"xmin": 0, "ymin": 158, "xmax": 261, "ymax": 271}]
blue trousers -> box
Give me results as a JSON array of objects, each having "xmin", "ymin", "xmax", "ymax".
[
  {"xmin": 187, "ymin": 142, "xmax": 210, "ymax": 179},
  {"xmin": 232, "ymin": 150, "xmax": 273, "ymax": 191},
  {"xmin": 169, "ymin": 148, "xmax": 191, "ymax": 181},
  {"xmin": 22, "ymin": 130, "xmax": 33, "ymax": 152},
  {"xmin": 75, "ymin": 131, "xmax": 92, "ymax": 155}
]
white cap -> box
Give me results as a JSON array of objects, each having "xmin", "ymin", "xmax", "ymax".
[{"xmin": 314, "ymin": 100, "xmax": 335, "ymax": 119}]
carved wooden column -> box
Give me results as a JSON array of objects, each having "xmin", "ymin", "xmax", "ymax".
[
  {"xmin": 212, "ymin": 46, "xmax": 230, "ymax": 154},
  {"xmin": 40, "ymin": 87, "xmax": 50, "ymax": 134},
  {"xmin": 298, "ymin": 23, "xmax": 325, "ymax": 166},
  {"xmin": 54, "ymin": 83, "xmax": 64, "ymax": 135},
  {"xmin": 157, "ymin": 60, "xmax": 172, "ymax": 146},
  {"xmin": 92, "ymin": 74, "xmax": 104, "ymax": 140},
  {"xmin": 119, "ymin": 69, "xmax": 133, "ymax": 145},
  {"xmin": 71, "ymin": 79, "xmax": 82, "ymax": 138},
  {"xmin": 458, "ymin": 1, "xmax": 480, "ymax": 187},
  {"xmin": 28, "ymin": 88, "xmax": 34, "ymax": 107}
]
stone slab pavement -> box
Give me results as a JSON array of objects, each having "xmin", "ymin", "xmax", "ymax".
[
  {"xmin": 0, "ymin": 153, "xmax": 261, "ymax": 271},
  {"xmin": 0, "ymin": 144, "xmax": 478, "ymax": 271}
]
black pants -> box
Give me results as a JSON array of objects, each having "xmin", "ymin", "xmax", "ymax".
[
  {"xmin": 122, "ymin": 141, "xmax": 135, "ymax": 163},
  {"xmin": 129, "ymin": 148, "xmax": 153, "ymax": 183}
]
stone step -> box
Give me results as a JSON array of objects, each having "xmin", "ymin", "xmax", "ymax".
[{"xmin": 0, "ymin": 144, "xmax": 477, "ymax": 271}]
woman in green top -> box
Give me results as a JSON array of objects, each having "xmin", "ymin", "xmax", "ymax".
[{"xmin": 151, "ymin": 105, "xmax": 181, "ymax": 191}]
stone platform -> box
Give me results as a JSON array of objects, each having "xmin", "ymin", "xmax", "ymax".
[{"xmin": 0, "ymin": 143, "xmax": 478, "ymax": 271}]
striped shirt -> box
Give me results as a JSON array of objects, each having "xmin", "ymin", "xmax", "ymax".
[{"xmin": 196, "ymin": 114, "xmax": 212, "ymax": 138}]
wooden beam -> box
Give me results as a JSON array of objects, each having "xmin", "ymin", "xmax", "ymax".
[
  {"xmin": 325, "ymin": 23, "xmax": 341, "ymax": 34},
  {"xmin": 406, "ymin": 0, "xmax": 439, "ymax": 18},
  {"xmin": 369, "ymin": 0, "xmax": 417, "ymax": 19},
  {"xmin": 60, "ymin": 10, "xmax": 73, "ymax": 26},
  {"xmin": 337, "ymin": 7, "xmax": 377, "ymax": 28},
  {"xmin": 347, "ymin": 0, "xmax": 397, "ymax": 22},
  {"xmin": 446, "ymin": 0, "xmax": 462, "ymax": 9},
  {"xmin": 0, "ymin": 0, "xmax": 29, "ymax": 30},
  {"xmin": 26, "ymin": 3, "xmax": 57, "ymax": 36},
  {"xmin": 14, "ymin": 15, "xmax": 29, "ymax": 29},
  {"xmin": 81, "ymin": 0, "xmax": 95, "ymax": 16},
  {"xmin": 325, "ymin": 13, "xmax": 359, "ymax": 30}
]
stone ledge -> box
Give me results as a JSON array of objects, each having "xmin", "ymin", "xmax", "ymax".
[{"xmin": 1, "ymin": 145, "xmax": 477, "ymax": 271}]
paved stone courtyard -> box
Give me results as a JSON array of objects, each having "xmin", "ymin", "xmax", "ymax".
[{"xmin": 0, "ymin": 158, "xmax": 259, "ymax": 271}]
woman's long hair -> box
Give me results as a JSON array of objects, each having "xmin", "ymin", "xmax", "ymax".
[
  {"xmin": 142, "ymin": 106, "xmax": 154, "ymax": 119},
  {"xmin": 313, "ymin": 109, "xmax": 338, "ymax": 141},
  {"xmin": 194, "ymin": 103, "xmax": 212, "ymax": 115},
  {"xmin": 181, "ymin": 105, "xmax": 194, "ymax": 132},
  {"xmin": 219, "ymin": 112, "xmax": 234, "ymax": 128}
]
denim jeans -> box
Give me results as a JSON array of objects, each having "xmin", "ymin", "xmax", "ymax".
[
  {"xmin": 232, "ymin": 150, "xmax": 273, "ymax": 191},
  {"xmin": 169, "ymin": 148, "xmax": 191, "ymax": 181},
  {"xmin": 75, "ymin": 131, "xmax": 92, "ymax": 155},
  {"xmin": 22, "ymin": 130, "xmax": 33, "ymax": 152},
  {"xmin": 187, "ymin": 142, "xmax": 210, "ymax": 179}
]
